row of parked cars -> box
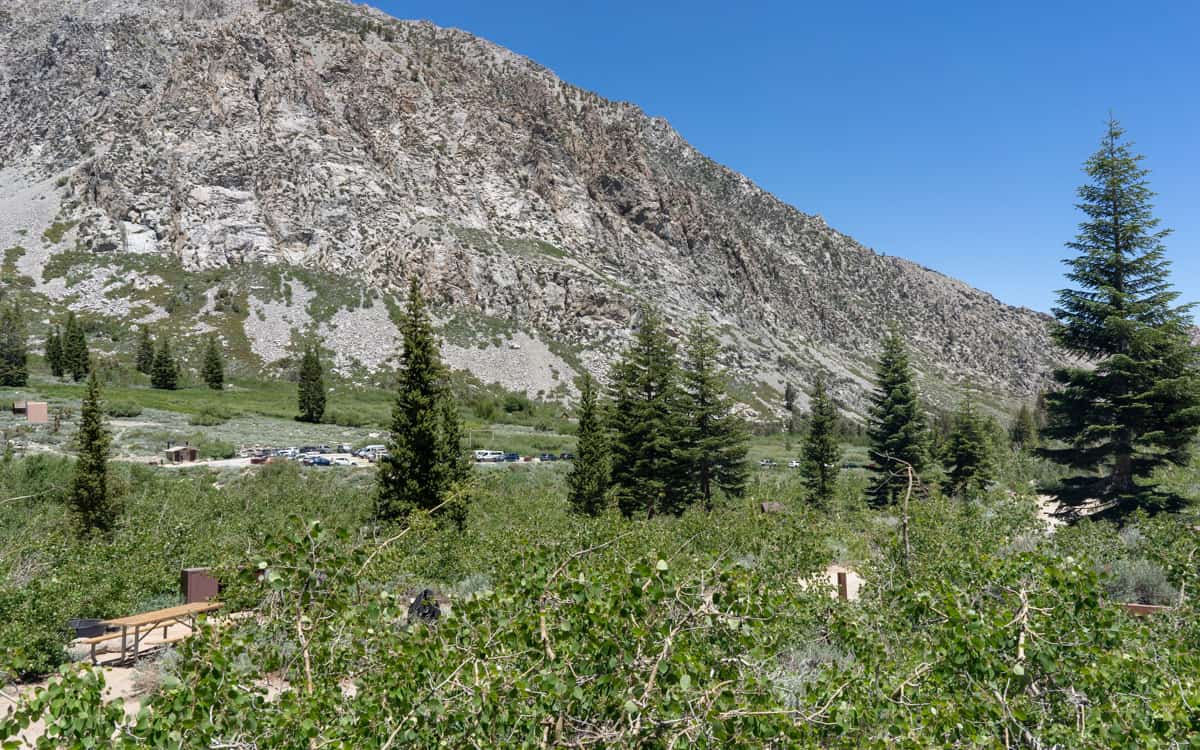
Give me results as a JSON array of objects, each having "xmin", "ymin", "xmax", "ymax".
[
  {"xmin": 248, "ymin": 444, "xmax": 390, "ymax": 467},
  {"xmin": 473, "ymin": 450, "xmax": 575, "ymax": 463},
  {"xmin": 759, "ymin": 459, "xmax": 803, "ymax": 469}
]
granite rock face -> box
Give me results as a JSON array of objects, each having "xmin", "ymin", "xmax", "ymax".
[{"xmin": 0, "ymin": 0, "xmax": 1061, "ymax": 413}]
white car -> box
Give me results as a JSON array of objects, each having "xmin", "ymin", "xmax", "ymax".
[
  {"xmin": 332, "ymin": 457, "xmax": 355, "ymax": 467},
  {"xmin": 788, "ymin": 460, "xmax": 801, "ymax": 469}
]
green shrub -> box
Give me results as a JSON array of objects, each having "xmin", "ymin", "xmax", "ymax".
[
  {"xmin": 188, "ymin": 406, "xmax": 234, "ymax": 426},
  {"xmin": 1103, "ymin": 558, "xmax": 1178, "ymax": 605},
  {"xmin": 104, "ymin": 401, "xmax": 143, "ymax": 418},
  {"xmin": 198, "ymin": 439, "xmax": 236, "ymax": 460}
]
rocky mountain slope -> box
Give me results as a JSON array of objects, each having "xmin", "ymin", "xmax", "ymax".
[{"xmin": 0, "ymin": 0, "xmax": 1061, "ymax": 415}]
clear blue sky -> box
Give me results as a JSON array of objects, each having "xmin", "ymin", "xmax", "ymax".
[{"xmin": 371, "ymin": 0, "xmax": 1199, "ymax": 314}]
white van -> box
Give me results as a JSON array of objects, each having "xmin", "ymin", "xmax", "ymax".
[{"xmin": 473, "ymin": 450, "xmax": 504, "ymax": 462}]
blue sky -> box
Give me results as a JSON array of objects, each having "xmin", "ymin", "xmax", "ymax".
[{"xmin": 371, "ymin": 0, "xmax": 1199, "ymax": 314}]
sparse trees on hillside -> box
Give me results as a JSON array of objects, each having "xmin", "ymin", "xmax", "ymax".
[
  {"xmin": 567, "ymin": 373, "xmax": 610, "ymax": 516},
  {"xmin": 678, "ymin": 318, "xmax": 748, "ymax": 510},
  {"xmin": 202, "ymin": 336, "xmax": 225, "ymax": 390},
  {"xmin": 1042, "ymin": 119, "xmax": 1200, "ymax": 509},
  {"xmin": 297, "ymin": 344, "xmax": 326, "ymax": 423},
  {"xmin": 376, "ymin": 278, "xmax": 469, "ymax": 525},
  {"xmin": 135, "ymin": 326, "xmax": 155, "ymax": 375},
  {"xmin": 150, "ymin": 340, "xmax": 179, "ymax": 390},
  {"xmin": 45, "ymin": 325, "xmax": 64, "ymax": 378},
  {"xmin": 944, "ymin": 401, "xmax": 995, "ymax": 496},
  {"xmin": 867, "ymin": 325, "xmax": 928, "ymax": 506},
  {"xmin": 607, "ymin": 309, "xmax": 690, "ymax": 518},
  {"xmin": 801, "ymin": 376, "xmax": 841, "ymax": 508},
  {"xmin": 62, "ymin": 312, "xmax": 89, "ymax": 381},
  {"xmin": 69, "ymin": 372, "xmax": 117, "ymax": 536},
  {"xmin": 0, "ymin": 302, "xmax": 28, "ymax": 387}
]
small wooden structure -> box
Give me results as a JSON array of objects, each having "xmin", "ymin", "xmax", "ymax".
[
  {"xmin": 25, "ymin": 401, "xmax": 48, "ymax": 424},
  {"xmin": 164, "ymin": 445, "xmax": 200, "ymax": 463},
  {"xmin": 11, "ymin": 400, "xmax": 26, "ymax": 415},
  {"xmin": 182, "ymin": 568, "xmax": 220, "ymax": 604}
]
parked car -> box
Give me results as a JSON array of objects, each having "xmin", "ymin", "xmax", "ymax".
[
  {"xmin": 758, "ymin": 459, "xmax": 777, "ymax": 469},
  {"xmin": 788, "ymin": 460, "xmax": 801, "ymax": 469},
  {"xmin": 559, "ymin": 453, "xmax": 575, "ymax": 461},
  {"xmin": 310, "ymin": 456, "xmax": 332, "ymax": 467},
  {"xmin": 503, "ymin": 452, "xmax": 520, "ymax": 462},
  {"xmin": 538, "ymin": 453, "xmax": 557, "ymax": 462},
  {"xmin": 250, "ymin": 456, "xmax": 268, "ymax": 465},
  {"xmin": 331, "ymin": 457, "xmax": 354, "ymax": 467},
  {"xmin": 473, "ymin": 450, "xmax": 504, "ymax": 462}
]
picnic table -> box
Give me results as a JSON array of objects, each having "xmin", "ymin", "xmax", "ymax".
[{"xmin": 83, "ymin": 601, "xmax": 221, "ymax": 665}]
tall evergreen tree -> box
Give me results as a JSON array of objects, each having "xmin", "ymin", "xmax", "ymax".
[
  {"xmin": 944, "ymin": 401, "xmax": 995, "ymax": 497},
  {"xmin": 0, "ymin": 303, "xmax": 28, "ymax": 387},
  {"xmin": 135, "ymin": 326, "xmax": 155, "ymax": 375},
  {"xmin": 202, "ymin": 336, "xmax": 225, "ymax": 390},
  {"xmin": 867, "ymin": 325, "xmax": 928, "ymax": 506},
  {"xmin": 1042, "ymin": 119, "xmax": 1200, "ymax": 508},
  {"xmin": 608, "ymin": 308, "xmax": 689, "ymax": 518},
  {"xmin": 1010, "ymin": 403, "xmax": 1039, "ymax": 451},
  {"xmin": 376, "ymin": 278, "xmax": 469, "ymax": 523},
  {"xmin": 783, "ymin": 382, "xmax": 798, "ymax": 434},
  {"xmin": 150, "ymin": 340, "xmax": 179, "ymax": 390},
  {"xmin": 297, "ymin": 344, "xmax": 326, "ymax": 423},
  {"xmin": 678, "ymin": 318, "xmax": 748, "ymax": 510},
  {"xmin": 69, "ymin": 372, "xmax": 117, "ymax": 536},
  {"xmin": 45, "ymin": 326, "xmax": 64, "ymax": 378},
  {"xmin": 566, "ymin": 373, "xmax": 610, "ymax": 516},
  {"xmin": 801, "ymin": 376, "xmax": 842, "ymax": 508},
  {"xmin": 62, "ymin": 312, "xmax": 89, "ymax": 382}
]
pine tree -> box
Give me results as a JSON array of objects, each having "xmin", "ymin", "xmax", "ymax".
[
  {"xmin": 1042, "ymin": 119, "xmax": 1200, "ymax": 508},
  {"xmin": 566, "ymin": 373, "xmax": 610, "ymax": 516},
  {"xmin": 296, "ymin": 344, "xmax": 326, "ymax": 423},
  {"xmin": 376, "ymin": 278, "xmax": 469, "ymax": 523},
  {"xmin": 1010, "ymin": 403, "xmax": 1039, "ymax": 451},
  {"xmin": 867, "ymin": 325, "xmax": 928, "ymax": 506},
  {"xmin": 678, "ymin": 318, "xmax": 748, "ymax": 510},
  {"xmin": 202, "ymin": 336, "xmax": 225, "ymax": 390},
  {"xmin": 801, "ymin": 376, "xmax": 842, "ymax": 508},
  {"xmin": 784, "ymin": 382, "xmax": 798, "ymax": 434},
  {"xmin": 944, "ymin": 401, "xmax": 995, "ymax": 496},
  {"xmin": 135, "ymin": 326, "xmax": 155, "ymax": 375},
  {"xmin": 150, "ymin": 339, "xmax": 179, "ymax": 390},
  {"xmin": 0, "ymin": 303, "xmax": 28, "ymax": 387},
  {"xmin": 62, "ymin": 312, "xmax": 90, "ymax": 382},
  {"xmin": 69, "ymin": 372, "xmax": 117, "ymax": 536},
  {"xmin": 45, "ymin": 326, "xmax": 64, "ymax": 378},
  {"xmin": 608, "ymin": 308, "xmax": 689, "ymax": 518}
]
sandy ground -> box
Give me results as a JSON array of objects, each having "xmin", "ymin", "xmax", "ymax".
[{"xmin": 801, "ymin": 564, "xmax": 864, "ymax": 602}]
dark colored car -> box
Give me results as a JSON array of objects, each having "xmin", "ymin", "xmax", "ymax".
[
  {"xmin": 538, "ymin": 453, "xmax": 557, "ymax": 462},
  {"xmin": 558, "ymin": 453, "xmax": 575, "ymax": 461},
  {"xmin": 310, "ymin": 456, "xmax": 332, "ymax": 467},
  {"xmin": 503, "ymin": 453, "xmax": 520, "ymax": 462}
]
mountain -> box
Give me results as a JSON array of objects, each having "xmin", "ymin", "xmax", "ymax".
[{"xmin": 0, "ymin": 0, "xmax": 1062, "ymax": 416}]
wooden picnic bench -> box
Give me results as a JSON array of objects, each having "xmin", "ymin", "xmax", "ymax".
[{"xmin": 82, "ymin": 601, "xmax": 221, "ymax": 665}]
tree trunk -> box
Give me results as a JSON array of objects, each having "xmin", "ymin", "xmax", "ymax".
[{"xmin": 1112, "ymin": 450, "xmax": 1134, "ymax": 494}]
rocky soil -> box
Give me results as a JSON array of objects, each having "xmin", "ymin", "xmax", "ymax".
[{"xmin": 0, "ymin": 0, "xmax": 1064, "ymax": 413}]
